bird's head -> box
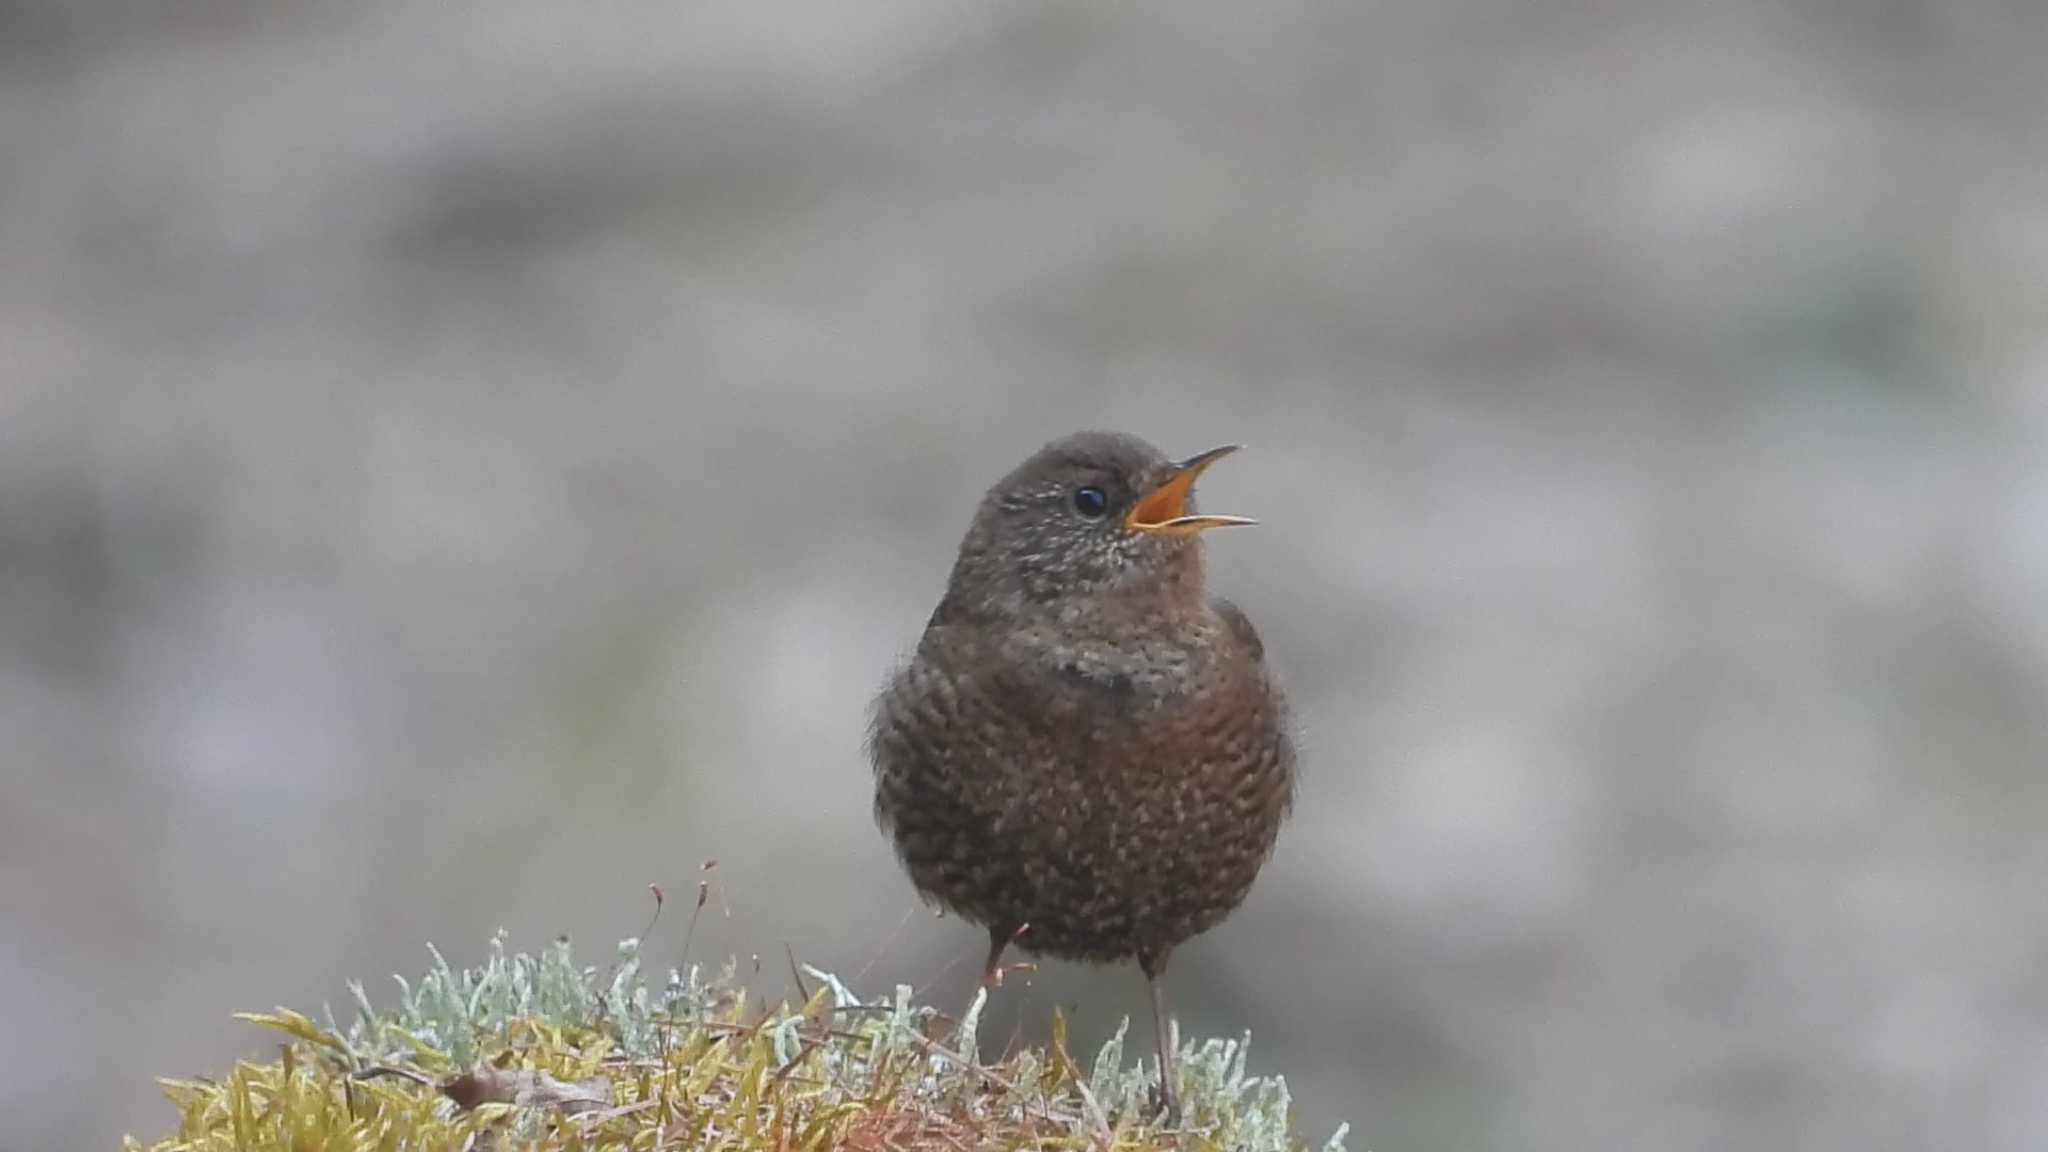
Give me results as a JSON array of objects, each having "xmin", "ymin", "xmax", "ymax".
[{"xmin": 941, "ymin": 431, "xmax": 1254, "ymax": 619}]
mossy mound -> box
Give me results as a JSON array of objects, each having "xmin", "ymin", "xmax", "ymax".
[{"xmin": 128, "ymin": 933, "xmax": 1349, "ymax": 1152}]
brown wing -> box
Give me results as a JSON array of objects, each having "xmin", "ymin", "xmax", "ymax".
[{"xmin": 868, "ymin": 627, "xmax": 1061, "ymax": 929}]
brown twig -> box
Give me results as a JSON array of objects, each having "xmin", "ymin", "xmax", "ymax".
[
  {"xmin": 785, "ymin": 942, "xmax": 812, "ymax": 1007},
  {"xmin": 900, "ymin": 1030, "xmax": 1087, "ymax": 1128},
  {"xmin": 1049, "ymin": 1025, "xmax": 1115, "ymax": 1146},
  {"xmin": 352, "ymin": 1063, "xmax": 438, "ymax": 1088}
]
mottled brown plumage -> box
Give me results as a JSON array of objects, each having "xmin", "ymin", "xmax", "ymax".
[{"xmin": 868, "ymin": 431, "xmax": 1296, "ymax": 1113}]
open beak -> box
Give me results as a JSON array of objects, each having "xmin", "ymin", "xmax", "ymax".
[{"xmin": 1126, "ymin": 444, "xmax": 1258, "ymax": 536}]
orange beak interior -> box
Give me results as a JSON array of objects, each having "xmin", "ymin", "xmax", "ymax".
[{"xmin": 1126, "ymin": 445, "xmax": 1258, "ymax": 535}]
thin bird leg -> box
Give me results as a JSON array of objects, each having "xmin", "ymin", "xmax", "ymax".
[
  {"xmin": 1142, "ymin": 953, "xmax": 1180, "ymax": 1119},
  {"xmin": 955, "ymin": 924, "xmax": 1018, "ymax": 1054},
  {"xmin": 981, "ymin": 925, "xmax": 1011, "ymax": 989},
  {"xmin": 979, "ymin": 922, "xmax": 1037, "ymax": 989}
]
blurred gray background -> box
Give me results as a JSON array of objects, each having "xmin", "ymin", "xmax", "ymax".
[{"xmin": 4, "ymin": 1, "xmax": 2047, "ymax": 1149}]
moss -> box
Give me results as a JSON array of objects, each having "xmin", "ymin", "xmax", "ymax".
[{"xmin": 128, "ymin": 932, "xmax": 1350, "ymax": 1152}]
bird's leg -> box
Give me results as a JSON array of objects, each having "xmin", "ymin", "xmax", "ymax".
[
  {"xmin": 981, "ymin": 924, "xmax": 1012, "ymax": 990},
  {"xmin": 979, "ymin": 922, "xmax": 1036, "ymax": 990},
  {"xmin": 1140, "ymin": 949, "xmax": 1180, "ymax": 1121},
  {"xmin": 954, "ymin": 923, "xmax": 1020, "ymax": 1052}
]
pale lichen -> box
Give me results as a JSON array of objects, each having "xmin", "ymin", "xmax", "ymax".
[{"xmin": 130, "ymin": 931, "xmax": 1349, "ymax": 1152}]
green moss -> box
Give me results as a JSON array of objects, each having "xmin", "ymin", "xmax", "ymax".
[{"xmin": 128, "ymin": 933, "xmax": 1349, "ymax": 1152}]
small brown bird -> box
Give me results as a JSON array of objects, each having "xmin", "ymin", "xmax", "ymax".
[{"xmin": 869, "ymin": 431, "xmax": 1296, "ymax": 1113}]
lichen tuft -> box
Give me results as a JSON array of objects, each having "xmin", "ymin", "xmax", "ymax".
[{"xmin": 129, "ymin": 932, "xmax": 1349, "ymax": 1152}]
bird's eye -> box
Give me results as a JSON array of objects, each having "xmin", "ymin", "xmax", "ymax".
[{"xmin": 1072, "ymin": 486, "xmax": 1109, "ymax": 519}]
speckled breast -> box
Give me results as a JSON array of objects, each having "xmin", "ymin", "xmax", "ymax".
[{"xmin": 870, "ymin": 621, "xmax": 1295, "ymax": 964}]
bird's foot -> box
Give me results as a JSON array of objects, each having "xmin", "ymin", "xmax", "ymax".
[{"xmin": 985, "ymin": 959, "xmax": 1036, "ymax": 989}]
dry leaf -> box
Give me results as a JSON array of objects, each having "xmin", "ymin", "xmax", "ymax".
[{"xmin": 442, "ymin": 1066, "xmax": 610, "ymax": 1115}]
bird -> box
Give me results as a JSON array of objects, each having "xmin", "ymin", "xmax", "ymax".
[{"xmin": 868, "ymin": 430, "xmax": 1297, "ymax": 1116}]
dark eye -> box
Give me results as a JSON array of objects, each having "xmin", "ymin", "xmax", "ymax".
[{"xmin": 1072, "ymin": 486, "xmax": 1109, "ymax": 519}]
